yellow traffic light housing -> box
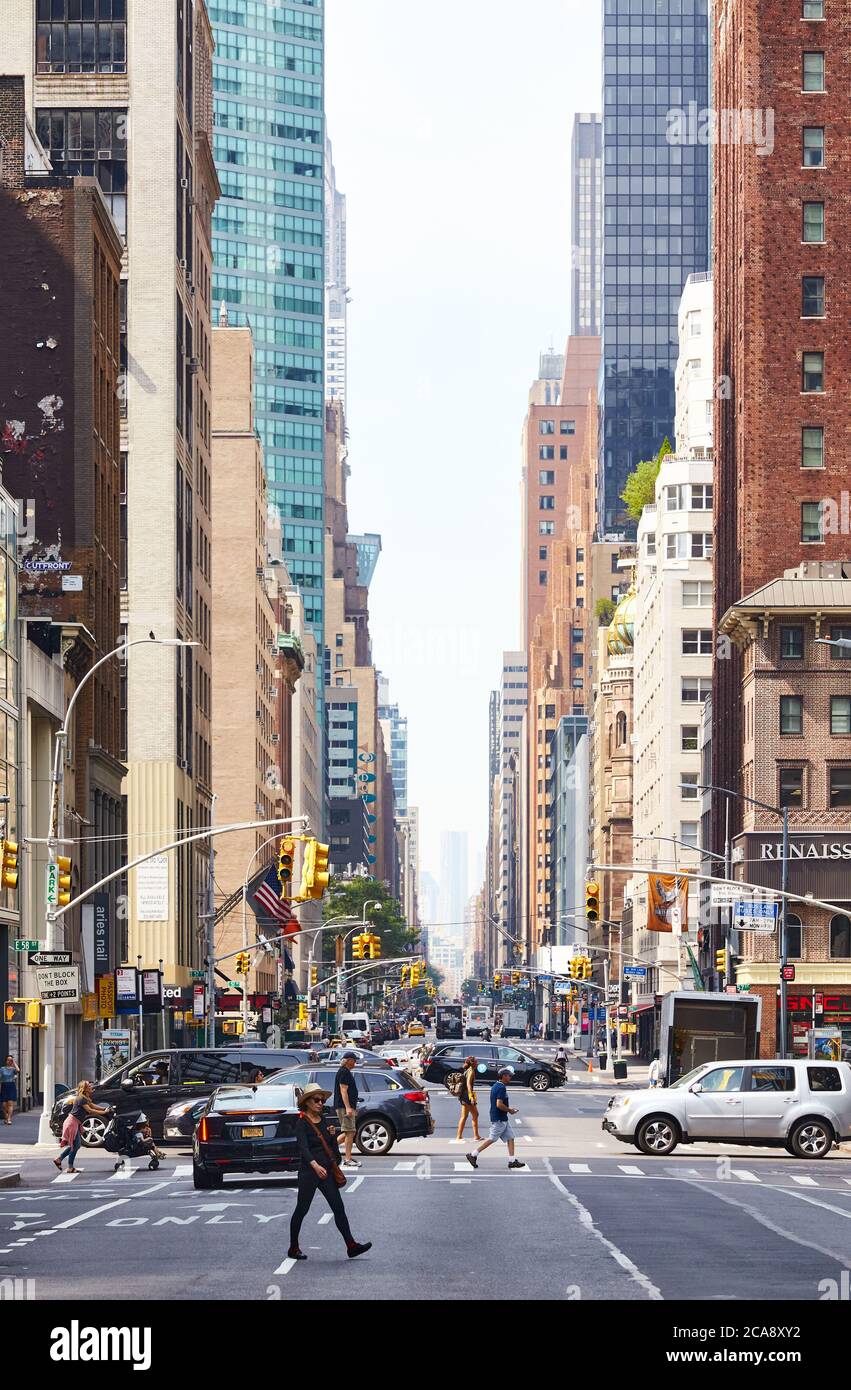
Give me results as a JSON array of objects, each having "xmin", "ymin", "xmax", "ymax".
[
  {"xmin": 401, "ymin": 965, "xmax": 409, "ymax": 986},
  {"xmin": 1, "ymin": 839, "xmax": 18, "ymax": 891},
  {"xmin": 277, "ymin": 837, "xmax": 296, "ymax": 890},
  {"xmin": 368, "ymin": 933, "xmax": 381, "ymax": 960},
  {"xmin": 583, "ymin": 959, "xmax": 593, "ymax": 980},
  {"xmin": 585, "ymin": 880, "xmax": 600, "ymax": 922},
  {"xmin": 715, "ymin": 946, "xmax": 728, "ymax": 977},
  {"xmin": 56, "ymin": 855, "xmax": 72, "ymax": 907},
  {"xmin": 235, "ymin": 951, "xmax": 250, "ymax": 975},
  {"xmin": 4, "ymin": 999, "xmax": 44, "ymax": 1027},
  {"xmin": 298, "ymin": 838, "xmax": 331, "ymax": 900},
  {"xmin": 352, "ymin": 933, "xmax": 366, "ymax": 961},
  {"xmin": 310, "ymin": 965, "xmax": 319, "ymax": 987}
]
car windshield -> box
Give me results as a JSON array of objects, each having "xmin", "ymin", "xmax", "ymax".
[
  {"xmin": 212, "ymin": 1085, "xmax": 298, "ymax": 1112},
  {"xmin": 669, "ymin": 1064, "xmax": 713, "ymax": 1089}
]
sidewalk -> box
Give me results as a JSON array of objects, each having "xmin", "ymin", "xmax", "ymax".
[{"xmin": 0, "ymin": 1107, "xmax": 58, "ymax": 1156}]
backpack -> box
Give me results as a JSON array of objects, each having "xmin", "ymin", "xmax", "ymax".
[{"xmin": 448, "ymin": 1071, "xmax": 464, "ymax": 1097}]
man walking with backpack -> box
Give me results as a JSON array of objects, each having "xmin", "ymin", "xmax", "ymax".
[{"xmin": 466, "ymin": 1067, "xmax": 527, "ymax": 1170}]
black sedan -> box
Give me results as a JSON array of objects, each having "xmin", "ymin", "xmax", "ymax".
[
  {"xmin": 420, "ymin": 1042, "xmax": 564, "ymax": 1092},
  {"xmin": 262, "ymin": 1064, "xmax": 434, "ymax": 1156},
  {"xmin": 193, "ymin": 1083, "xmax": 305, "ymax": 1189}
]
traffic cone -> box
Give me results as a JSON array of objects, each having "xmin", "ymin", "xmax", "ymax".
[{"xmin": 586, "ymin": 1057, "xmax": 593, "ymax": 1072}]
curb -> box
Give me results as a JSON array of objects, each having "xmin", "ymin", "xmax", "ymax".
[{"xmin": 0, "ymin": 1169, "xmax": 21, "ymax": 1187}]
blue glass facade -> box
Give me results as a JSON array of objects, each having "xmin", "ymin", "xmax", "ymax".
[
  {"xmin": 210, "ymin": 0, "xmax": 325, "ymax": 634},
  {"xmin": 600, "ymin": 0, "xmax": 710, "ymax": 533},
  {"xmin": 547, "ymin": 717, "xmax": 589, "ymax": 946}
]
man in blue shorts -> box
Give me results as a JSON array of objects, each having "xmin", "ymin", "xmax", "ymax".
[{"xmin": 466, "ymin": 1066, "xmax": 526, "ymax": 1170}]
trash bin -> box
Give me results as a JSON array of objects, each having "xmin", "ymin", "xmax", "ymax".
[
  {"xmin": 613, "ymin": 1060, "xmax": 628, "ymax": 1080},
  {"xmin": 597, "ymin": 1052, "xmax": 608, "ymax": 1070}
]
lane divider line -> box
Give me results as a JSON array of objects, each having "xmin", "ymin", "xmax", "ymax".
[{"xmin": 543, "ymin": 1156, "xmax": 664, "ymax": 1300}]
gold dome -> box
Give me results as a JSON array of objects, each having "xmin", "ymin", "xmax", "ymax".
[{"xmin": 607, "ymin": 583, "xmax": 636, "ymax": 655}]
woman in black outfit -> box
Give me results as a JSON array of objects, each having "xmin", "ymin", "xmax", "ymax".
[{"xmin": 288, "ymin": 1083, "xmax": 372, "ymax": 1261}]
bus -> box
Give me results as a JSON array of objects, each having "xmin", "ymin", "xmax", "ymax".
[{"xmin": 435, "ymin": 1003, "xmax": 463, "ymax": 1040}]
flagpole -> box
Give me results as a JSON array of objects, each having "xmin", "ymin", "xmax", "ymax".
[{"xmin": 242, "ymin": 830, "xmax": 288, "ymax": 1036}]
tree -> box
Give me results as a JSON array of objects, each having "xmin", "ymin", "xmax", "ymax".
[
  {"xmin": 620, "ymin": 436, "xmax": 672, "ymax": 521},
  {"xmin": 594, "ymin": 597, "xmax": 616, "ymax": 626},
  {"xmin": 320, "ymin": 875, "xmax": 419, "ymax": 964},
  {"xmin": 461, "ymin": 976, "xmax": 480, "ymax": 1003}
]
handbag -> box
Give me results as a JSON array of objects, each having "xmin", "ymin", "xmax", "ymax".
[{"xmin": 307, "ymin": 1118, "xmax": 347, "ymax": 1187}]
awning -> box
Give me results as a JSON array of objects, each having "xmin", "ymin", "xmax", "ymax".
[{"xmin": 630, "ymin": 999, "xmax": 658, "ymax": 1015}]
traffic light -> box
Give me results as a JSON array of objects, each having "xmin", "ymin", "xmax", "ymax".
[
  {"xmin": 585, "ymin": 880, "xmax": 600, "ymax": 922},
  {"xmin": 716, "ymin": 945, "xmax": 730, "ymax": 978},
  {"xmin": 493, "ymin": 972, "xmax": 502, "ymax": 988},
  {"xmin": 277, "ymin": 837, "xmax": 296, "ymax": 890},
  {"xmin": 298, "ymin": 838, "xmax": 331, "ymax": 900},
  {"xmin": 55, "ymin": 855, "xmax": 72, "ymax": 907},
  {"xmin": 367, "ymin": 933, "xmax": 381, "ymax": 960},
  {"xmin": 309, "ymin": 965, "xmax": 319, "ymax": 987},
  {"xmin": 1, "ymin": 839, "xmax": 18, "ymax": 891},
  {"xmin": 583, "ymin": 958, "xmax": 592, "ymax": 980},
  {"xmin": 352, "ymin": 933, "xmax": 367, "ymax": 960},
  {"xmin": 569, "ymin": 957, "xmax": 578, "ymax": 980},
  {"xmin": 235, "ymin": 951, "xmax": 250, "ymax": 975},
  {"xmin": 401, "ymin": 965, "xmax": 409, "ymax": 986},
  {"xmin": 512, "ymin": 971, "xmax": 520, "ymax": 985}
]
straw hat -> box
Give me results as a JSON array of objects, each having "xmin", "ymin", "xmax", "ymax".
[{"xmin": 297, "ymin": 1082, "xmax": 331, "ymax": 1108}]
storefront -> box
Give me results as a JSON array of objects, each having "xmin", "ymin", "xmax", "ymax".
[{"xmin": 787, "ymin": 992, "xmax": 851, "ymax": 1058}]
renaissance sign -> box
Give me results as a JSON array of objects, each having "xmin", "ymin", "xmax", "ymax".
[
  {"xmin": 736, "ymin": 831, "xmax": 851, "ymax": 899},
  {"xmin": 759, "ymin": 841, "xmax": 851, "ymax": 861}
]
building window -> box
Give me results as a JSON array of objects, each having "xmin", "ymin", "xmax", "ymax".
[
  {"xmin": 681, "ymin": 580, "xmax": 713, "ymax": 608},
  {"xmin": 560, "ymin": 420, "xmax": 575, "ymax": 435},
  {"xmin": 801, "ymin": 501, "xmax": 824, "ymax": 542},
  {"xmin": 576, "ymin": 548, "xmax": 584, "ymax": 562},
  {"xmin": 803, "ymin": 127, "xmax": 825, "ymax": 167},
  {"xmin": 539, "ymin": 496, "xmax": 555, "ymax": 511},
  {"xmin": 803, "ymin": 0, "xmax": 824, "ymax": 15},
  {"xmin": 681, "ymin": 677, "xmax": 711, "ymax": 703},
  {"xmin": 538, "ymin": 469, "xmax": 555, "ymax": 484},
  {"xmin": 36, "ymin": 0, "xmax": 127, "ymax": 74},
  {"xmin": 780, "ymin": 626, "xmax": 804, "ymax": 660},
  {"xmin": 681, "ymin": 774, "xmax": 699, "ymax": 800},
  {"xmin": 802, "ymin": 52, "xmax": 825, "ymax": 91},
  {"xmin": 679, "ymin": 821, "xmax": 699, "ymax": 850},
  {"xmin": 691, "ymin": 484, "xmax": 713, "ymax": 510},
  {"xmin": 829, "ymin": 625, "xmax": 851, "ymax": 658},
  {"xmin": 539, "ymin": 446, "xmax": 555, "ymax": 461},
  {"xmin": 539, "ymin": 521, "xmax": 554, "ymax": 535},
  {"xmin": 559, "ymin": 445, "xmax": 568, "ymax": 460},
  {"xmin": 616, "ymin": 711, "xmax": 627, "ymax": 745},
  {"xmin": 803, "ymin": 201, "xmax": 825, "ymax": 242},
  {"xmin": 666, "ymin": 532, "xmax": 713, "ymax": 560},
  {"xmin": 35, "ymin": 107, "xmax": 128, "ymax": 237},
  {"xmin": 780, "ymin": 695, "xmax": 803, "ymax": 735},
  {"xmin": 829, "ymin": 767, "xmax": 851, "ymax": 808},
  {"xmin": 538, "ymin": 571, "xmax": 548, "ymax": 586},
  {"xmin": 681, "ymin": 725, "xmax": 699, "ymax": 752},
  {"xmin": 682, "ymin": 629, "xmax": 713, "ymax": 656},
  {"xmin": 802, "ymin": 277, "xmax": 825, "ymax": 317},
  {"xmin": 538, "ymin": 546, "xmax": 548, "ymax": 561},
  {"xmin": 830, "ymin": 696, "xmax": 851, "ymax": 734},
  {"xmin": 802, "ymin": 352, "xmax": 824, "ymax": 392},
  {"xmin": 830, "ymin": 914, "xmax": 851, "ymax": 958},
  {"xmin": 647, "ymin": 533, "xmax": 656, "ymax": 557},
  {"xmin": 779, "ymin": 767, "xmax": 804, "ymax": 807},
  {"xmin": 802, "ymin": 426, "xmax": 824, "ymax": 469},
  {"xmin": 539, "ymin": 420, "xmax": 555, "ymax": 435},
  {"xmin": 576, "ymin": 573, "xmax": 584, "ymax": 587},
  {"xmin": 787, "ymin": 915, "xmax": 802, "ymax": 960}
]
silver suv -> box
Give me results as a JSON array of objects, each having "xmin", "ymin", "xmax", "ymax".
[{"xmin": 602, "ymin": 1058, "xmax": 851, "ymax": 1159}]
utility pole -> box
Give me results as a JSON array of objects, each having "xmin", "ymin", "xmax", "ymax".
[{"xmin": 206, "ymin": 796, "xmax": 217, "ymax": 1048}]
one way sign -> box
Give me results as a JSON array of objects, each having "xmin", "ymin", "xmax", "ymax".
[{"xmin": 28, "ymin": 950, "xmax": 72, "ymax": 967}]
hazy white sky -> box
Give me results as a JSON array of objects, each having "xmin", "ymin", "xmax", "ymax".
[{"xmin": 325, "ymin": 0, "xmax": 602, "ymax": 888}]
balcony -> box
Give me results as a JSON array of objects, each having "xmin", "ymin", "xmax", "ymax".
[{"xmin": 276, "ymin": 631, "xmax": 305, "ymax": 670}]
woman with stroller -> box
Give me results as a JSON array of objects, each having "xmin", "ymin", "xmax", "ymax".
[{"xmin": 54, "ymin": 1081, "xmax": 110, "ymax": 1174}]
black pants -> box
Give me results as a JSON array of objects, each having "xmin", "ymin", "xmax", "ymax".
[{"xmin": 289, "ymin": 1166, "xmax": 354, "ymax": 1250}]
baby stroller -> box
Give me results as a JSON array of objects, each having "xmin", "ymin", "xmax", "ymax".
[{"xmin": 102, "ymin": 1108, "xmax": 164, "ymax": 1172}]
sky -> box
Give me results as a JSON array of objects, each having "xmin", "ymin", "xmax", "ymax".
[{"xmin": 325, "ymin": 0, "xmax": 602, "ymax": 894}]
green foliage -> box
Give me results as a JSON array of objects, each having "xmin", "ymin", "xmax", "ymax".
[
  {"xmin": 594, "ymin": 597, "xmax": 616, "ymax": 626},
  {"xmin": 620, "ymin": 436, "xmax": 672, "ymax": 521},
  {"xmin": 321, "ymin": 875, "xmax": 419, "ymax": 963},
  {"xmin": 461, "ymin": 976, "xmax": 480, "ymax": 1003}
]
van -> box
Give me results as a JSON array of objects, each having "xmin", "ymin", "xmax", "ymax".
[
  {"xmin": 339, "ymin": 1013, "xmax": 371, "ymax": 1040},
  {"xmin": 49, "ymin": 1046, "xmax": 313, "ymax": 1144}
]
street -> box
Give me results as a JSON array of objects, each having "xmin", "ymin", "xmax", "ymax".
[{"xmin": 3, "ymin": 1057, "xmax": 851, "ymax": 1302}]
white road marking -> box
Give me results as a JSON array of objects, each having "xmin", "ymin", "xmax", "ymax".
[
  {"xmin": 449, "ymin": 1178, "xmax": 471, "ymax": 1184},
  {"xmin": 172, "ymin": 1165, "xmax": 193, "ymax": 1178},
  {"xmin": 693, "ymin": 1179, "xmax": 851, "ymax": 1268},
  {"xmin": 347, "ymin": 1176, "xmax": 364, "ymax": 1194},
  {"xmin": 108, "ymin": 1168, "xmax": 137, "ymax": 1180},
  {"xmin": 454, "ymin": 1161, "xmax": 475, "ymax": 1171},
  {"xmin": 52, "ymin": 1183, "xmax": 170, "ymax": 1231},
  {"xmin": 568, "ymin": 1163, "xmax": 591, "ymax": 1173},
  {"xmin": 618, "ymin": 1165, "xmax": 645, "ymax": 1176},
  {"xmin": 544, "ymin": 1157, "xmax": 664, "ymax": 1300},
  {"xmin": 792, "ymin": 1175, "xmax": 819, "ymax": 1187},
  {"xmin": 732, "ymin": 1170, "xmax": 760, "ymax": 1183},
  {"xmin": 522, "ymin": 1136, "xmax": 533, "ymax": 1144},
  {"xmin": 394, "ymin": 1161, "xmax": 416, "ymax": 1171},
  {"xmin": 51, "ymin": 1172, "xmax": 78, "ymax": 1184},
  {"xmin": 317, "ymin": 1212, "xmax": 332, "ymax": 1225},
  {"xmin": 274, "ymin": 1257, "xmax": 296, "ymax": 1275}
]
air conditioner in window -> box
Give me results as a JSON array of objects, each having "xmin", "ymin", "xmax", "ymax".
[
  {"xmin": 180, "ymin": 177, "xmax": 189, "ymax": 190},
  {"xmin": 97, "ymin": 149, "xmax": 111, "ymax": 159},
  {"xmin": 187, "ymin": 357, "xmax": 199, "ymax": 373},
  {"xmin": 179, "ymin": 257, "xmax": 188, "ymax": 270}
]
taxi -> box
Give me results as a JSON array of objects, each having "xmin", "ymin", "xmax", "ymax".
[{"xmin": 407, "ymin": 1019, "xmax": 425, "ymax": 1038}]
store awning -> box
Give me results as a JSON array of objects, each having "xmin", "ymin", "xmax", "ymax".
[{"xmin": 630, "ymin": 999, "xmax": 658, "ymax": 1015}]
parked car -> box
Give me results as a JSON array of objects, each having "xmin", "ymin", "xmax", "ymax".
[
  {"xmin": 311, "ymin": 1046, "xmax": 393, "ymax": 1068},
  {"xmin": 420, "ymin": 1042, "xmax": 564, "ymax": 1093},
  {"xmin": 50, "ymin": 1047, "xmax": 313, "ymax": 1145},
  {"xmin": 262, "ymin": 1063, "xmax": 433, "ymax": 1155},
  {"xmin": 192, "ymin": 1082, "xmax": 304, "ymax": 1189},
  {"xmin": 163, "ymin": 1096, "xmax": 209, "ymax": 1143},
  {"xmin": 602, "ymin": 1058, "xmax": 851, "ymax": 1158}
]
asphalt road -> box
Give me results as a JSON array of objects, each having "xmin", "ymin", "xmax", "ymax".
[{"xmin": 3, "ymin": 1049, "xmax": 851, "ymax": 1301}]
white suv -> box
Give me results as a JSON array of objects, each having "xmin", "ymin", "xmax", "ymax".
[{"xmin": 602, "ymin": 1058, "xmax": 851, "ymax": 1159}]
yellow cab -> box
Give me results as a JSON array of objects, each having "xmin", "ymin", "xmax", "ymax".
[{"xmin": 407, "ymin": 1019, "xmax": 425, "ymax": 1037}]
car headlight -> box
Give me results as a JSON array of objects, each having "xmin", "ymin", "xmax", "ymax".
[{"xmin": 613, "ymin": 1097, "xmax": 630, "ymax": 1110}]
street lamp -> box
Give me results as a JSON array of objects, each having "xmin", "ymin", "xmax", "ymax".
[
  {"xmin": 38, "ymin": 634, "xmax": 197, "ymax": 1144},
  {"xmin": 814, "ymin": 637, "xmax": 851, "ymax": 650},
  {"xmin": 691, "ymin": 781, "xmax": 791, "ymax": 1059}
]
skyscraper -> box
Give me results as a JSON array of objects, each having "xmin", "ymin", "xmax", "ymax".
[
  {"xmin": 210, "ymin": 1, "xmax": 325, "ymax": 638},
  {"xmin": 599, "ymin": 0, "xmax": 710, "ymax": 533},
  {"xmin": 324, "ymin": 134, "xmax": 348, "ymax": 408},
  {"xmin": 378, "ymin": 675, "xmax": 408, "ymax": 817},
  {"xmin": 438, "ymin": 831, "xmax": 469, "ymax": 943},
  {"xmin": 571, "ymin": 113, "xmax": 603, "ymax": 338}
]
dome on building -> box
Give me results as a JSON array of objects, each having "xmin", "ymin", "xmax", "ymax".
[{"xmin": 607, "ymin": 583, "xmax": 636, "ymax": 655}]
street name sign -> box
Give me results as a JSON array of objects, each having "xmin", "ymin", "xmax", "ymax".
[
  {"xmin": 28, "ymin": 950, "xmax": 71, "ymax": 967},
  {"xmin": 13, "ymin": 939, "xmax": 39, "ymax": 952},
  {"xmin": 35, "ymin": 964, "xmax": 80, "ymax": 1003}
]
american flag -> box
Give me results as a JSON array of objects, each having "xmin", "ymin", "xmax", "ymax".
[{"xmin": 248, "ymin": 866, "xmax": 300, "ymax": 937}]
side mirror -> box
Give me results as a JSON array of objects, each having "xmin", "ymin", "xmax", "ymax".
[
  {"xmin": 689, "ymin": 1082, "xmax": 703, "ymax": 1094},
  {"xmin": 121, "ymin": 1077, "xmax": 135, "ymax": 1091}
]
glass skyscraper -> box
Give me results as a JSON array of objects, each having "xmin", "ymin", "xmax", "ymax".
[
  {"xmin": 209, "ymin": 0, "xmax": 325, "ymax": 635},
  {"xmin": 599, "ymin": 0, "xmax": 710, "ymax": 533}
]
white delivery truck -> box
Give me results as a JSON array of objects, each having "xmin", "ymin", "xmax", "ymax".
[
  {"xmin": 500, "ymin": 1008, "xmax": 529, "ymax": 1038},
  {"xmin": 464, "ymin": 1005, "xmax": 492, "ymax": 1038}
]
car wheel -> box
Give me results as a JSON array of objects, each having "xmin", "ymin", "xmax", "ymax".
[
  {"xmin": 80, "ymin": 1115, "xmax": 109, "ymax": 1148},
  {"xmin": 445, "ymin": 1071, "xmax": 463, "ymax": 1094},
  {"xmin": 636, "ymin": 1116, "xmax": 680, "ymax": 1156},
  {"xmin": 530, "ymin": 1071, "xmax": 551, "ymax": 1093},
  {"xmin": 356, "ymin": 1118, "xmax": 396, "ymax": 1156},
  {"xmin": 192, "ymin": 1163, "xmax": 222, "ymax": 1190},
  {"xmin": 789, "ymin": 1118, "xmax": 833, "ymax": 1159}
]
